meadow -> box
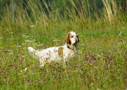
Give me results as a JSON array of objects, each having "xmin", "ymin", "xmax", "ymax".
[{"xmin": 0, "ymin": 0, "xmax": 127, "ymax": 89}]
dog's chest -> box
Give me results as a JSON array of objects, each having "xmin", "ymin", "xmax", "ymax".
[{"xmin": 63, "ymin": 48, "xmax": 76, "ymax": 59}]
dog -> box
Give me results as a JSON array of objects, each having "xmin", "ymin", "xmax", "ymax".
[{"xmin": 28, "ymin": 31, "xmax": 79, "ymax": 67}]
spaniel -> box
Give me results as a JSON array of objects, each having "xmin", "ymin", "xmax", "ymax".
[{"xmin": 28, "ymin": 31, "xmax": 79, "ymax": 67}]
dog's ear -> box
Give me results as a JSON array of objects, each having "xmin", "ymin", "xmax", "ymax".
[
  {"xmin": 77, "ymin": 35, "xmax": 79, "ymax": 43},
  {"xmin": 64, "ymin": 33, "xmax": 71, "ymax": 44}
]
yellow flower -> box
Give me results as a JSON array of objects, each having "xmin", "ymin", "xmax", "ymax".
[
  {"xmin": 120, "ymin": 80, "xmax": 122, "ymax": 82},
  {"xmin": 90, "ymin": 64, "xmax": 93, "ymax": 66},
  {"xmin": 64, "ymin": 69, "xmax": 67, "ymax": 74},
  {"xmin": 45, "ymin": 62, "xmax": 47, "ymax": 64},
  {"xmin": 72, "ymin": 70, "xmax": 74, "ymax": 73},
  {"xmin": 72, "ymin": 68, "xmax": 74, "ymax": 73}
]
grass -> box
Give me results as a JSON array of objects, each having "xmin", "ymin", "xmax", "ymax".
[
  {"xmin": 0, "ymin": 0, "xmax": 127, "ymax": 89},
  {"xmin": 0, "ymin": 19, "xmax": 127, "ymax": 90}
]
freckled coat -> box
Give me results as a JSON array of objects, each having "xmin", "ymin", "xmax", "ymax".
[{"xmin": 28, "ymin": 31, "xmax": 79, "ymax": 67}]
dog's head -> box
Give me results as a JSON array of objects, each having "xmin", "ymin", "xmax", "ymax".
[{"xmin": 64, "ymin": 31, "xmax": 79, "ymax": 45}]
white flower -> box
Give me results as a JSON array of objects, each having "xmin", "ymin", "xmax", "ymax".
[
  {"xmin": 24, "ymin": 68, "xmax": 28, "ymax": 71},
  {"xmin": 98, "ymin": 55, "xmax": 101, "ymax": 57},
  {"xmin": 20, "ymin": 70, "xmax": 23, "ymax": 73}
]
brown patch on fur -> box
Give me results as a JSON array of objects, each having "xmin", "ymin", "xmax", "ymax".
[
  {"xmin": 64, "ymin": 33, "xmax": 71, "ymax": 44},
  {"xmin": 58, "ymin": 47, "xmax": 63, "ymax": 56}
]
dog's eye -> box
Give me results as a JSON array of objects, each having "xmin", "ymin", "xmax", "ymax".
[{"xmin": 71, "ymin": 36, "xmax": 74, "ymax": 38}]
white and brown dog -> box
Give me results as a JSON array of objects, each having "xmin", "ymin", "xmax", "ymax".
[{"xmin": 28, "ymin": 31, "xmax": 79, "ymax": 67}]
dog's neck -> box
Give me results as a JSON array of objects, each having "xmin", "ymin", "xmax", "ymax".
[{"xmin": 66, "ymin": 43, "xmax": 78, "ymax": 52}]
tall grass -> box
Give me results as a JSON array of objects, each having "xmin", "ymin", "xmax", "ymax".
[{"xmin": 0, "ymin": 0, "xmax": 127, "ymax": 89}]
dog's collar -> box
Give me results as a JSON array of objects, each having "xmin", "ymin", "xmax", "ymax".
[
  {"xmin": 67, "ymin": 44, "xmax": 75, "ymax": 50},
  {"xmin": 67, "ymin": 45, "xmax": 70, "ymax": 49}
]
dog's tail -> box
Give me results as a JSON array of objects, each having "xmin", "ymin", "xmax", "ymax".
[{"xmin": 28, "ymin": 47, "xmax": 35, "ymax": 53}]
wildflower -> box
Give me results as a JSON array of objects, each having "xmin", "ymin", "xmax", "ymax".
[
  {"xmin": 110, "ymin": 60, "xmax": 113, "ymax": 64},
  {"xmin": 52, "ymin": 75, "xmax": 55, "ymax": 78},
  {"xmin": 115, "ymin": 69, "xmax": 117, "ymax": 72},
  {"xmin": 20, "ymin": 70, "xmax": 23, "ymax": 73},
  {"xmin": 82, "ymin": 48, "xmax": 85, "ymax": 50},
  {"xmin": 81, "ymin": 44, "xmax": 85, "ymax": 46},
  {"xmin": 90, "ymin": 64, "xmax": 93, "ymax": 66},
  {"xmin": 98, "ymin": 55, "xmax": 101, "ymax": 57},
  {"xmin": 86, "ymin": 72, "xmax": 88, "ymax": 75},
  {"xmin": 0, "ymin": 42, "xmax": 2, "ymax": 45},
  {"xmin": 108, "ymin": 64, "xmax": 110, "ymax": 67},
  {"xmin": 11, "ymin": 81, "xmax": 14, "ymax": 85},
  {"xmin": 104, "ymin": 56, "xmax": 107, "ymax": 59},
  {"xmin": 76, "ymin": 65, "xmax": 79, "ymax": 68},
  {"xmin": 64, "ymin": 69, "xmax": 67, "ymax": 74},
  {"xmin": 80, "ymin": 79, "xmax": 84, "ymax": 81},
  {"xmin": 72, "ymin": 69, "xmax": 74, "ymax": 73},
  {"xmin": 1, "ymin": 73, "xmax": 3, "ymax": 75},
  {"xmin": 47, "ymin": 64, "xmax": 50, "ymax": 66},
  {"xmin": 24, "ymin": 68, "xmax": 28, "ymax": 71}
]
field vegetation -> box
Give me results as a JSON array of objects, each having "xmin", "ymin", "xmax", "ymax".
[{"xmin": 0, "ymin": 0, "xmax": 127, "ymax": 89}]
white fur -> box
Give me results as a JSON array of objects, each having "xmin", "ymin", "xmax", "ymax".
[{"xmin": 28, "ymin": 31, "xmax": 79, "ymax": 67}]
